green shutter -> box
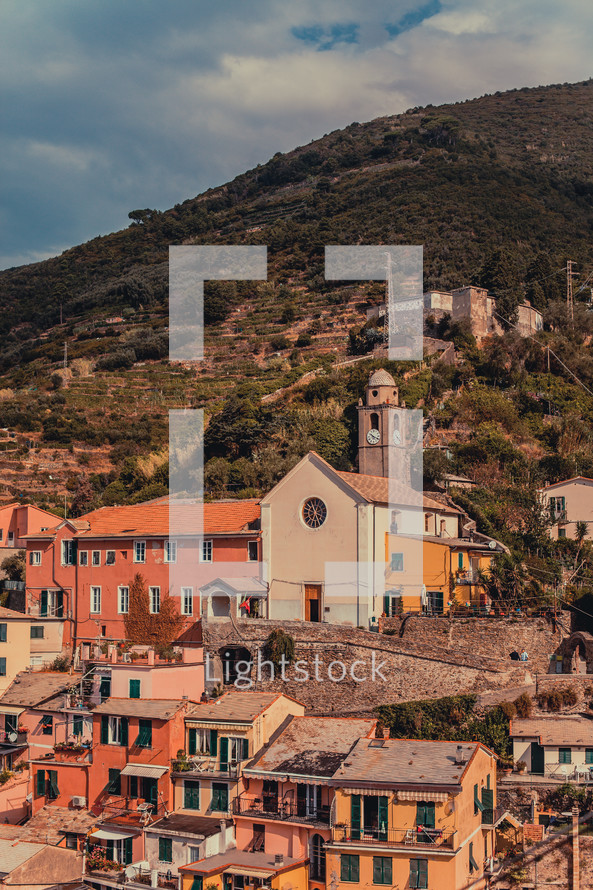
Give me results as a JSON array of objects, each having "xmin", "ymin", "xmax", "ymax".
[
  {"xmin": 219, "ymin": 736, "xmax": 228, "ymax": 771},
  {"xmin": 351, "ymin": 794, "xmax": 361, "ymax": 840},
  {"xmin": 482, "ymin": 788, "xmax": 494, "ymax": 824},
  {"xmin": 341, "ymin": 855, "xmax": 359, "ymax": 882},
  {"xmin": 188, "ymin": 728, "xmax": 197, "ymax": 756},
  {"xmin": 129, "ymin": 679, "xmax": 140, "ymax": 699},
  {"xmin": 221, "ymin": 784, "xmax": 228, "ymax": 811},
  {"xmin": 184, "ymin": 780, "xmax": 200, "ymax": 810},
  {"xmin": 410, "ymin": 859, "xmax": 428, "ymax": 890},
  {"xmin": 159, "ymin": 837, "xmax": 172, "ymax": 862},
  {"xmin": 378, "ymin": 796, "xmax": 388, "ymax": 840},
  {"xmin": 36, "ymin": 769, "xmax": 45, "ymax": 797},
  {"xmin": 48, "ymin": 770, "xmax": 59, "ymax": 799},
  {"xmin": 586, "ymin": 749, "xmax": 593, "ymax": 764},
  {"xmin": 242, "ymin": 737, "xmax": 249, "ymax": 760},
  {"xmin": 108, "ymin": 769, "xmax": 121, "ymax": 795},
  {"xmin": 73, "ymin": 717, "xmax": 83, "ymax": 736},
  {"xmin": 138, "ymin": 719, "xmax": 152, "ymax": 747},
  {"xmin": 0, "ymin": 657, "xmax": 5, "ymax": 676},
  {"xmin": 124, "ymin": 836, "xmax": 133, "ymax": 865},
  {"xmin": 373, "ymin": 858, "xmax": 382, "ymax": 884},
  {"xmin": 469, "ymin": 842, "xmax": 478, "ymax": 872},
  {"xmin": 120, "ymin": 717, "xmax": 128, "ymax": 747},
  {"xmin": 129, "ymin": 775, "xmax": 138, "ymax": 798},
  {"xmin": 55, "ymin": 590, "xmax": 64, "ymax": 618},
  {"xmin": 474, "ymin": 784, "xmax": 485, "ymax": 812},
  {"xmin": 209, "ymin": 729, "xmax": 218, "ymax": 756},
  {"xmin": 297, "ymin": 783, "xmax": 306, "ymax": 817},
  {"xmin": 40, "ymin": 590, "xmax": 48, "ymax": 617},
  {"xmin": 101, "ymin": 715, "xmax": 109, "ymax": 745},
  {"xmin": 191, "ymin": 878, "xmax": 203, "ymax": 890},
  {"xmin": 144, "ymin": 777, "xmax": 158, "ymax": 805}
]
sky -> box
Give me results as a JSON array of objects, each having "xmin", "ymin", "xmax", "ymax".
[{"xmin": 1, "ymin": 0, "xmax": 592, "ymax": 270}]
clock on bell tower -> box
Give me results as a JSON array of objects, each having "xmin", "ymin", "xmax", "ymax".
[{"xmin": 357, "ymin": 368, "xmax": 409, "ymax": 482}]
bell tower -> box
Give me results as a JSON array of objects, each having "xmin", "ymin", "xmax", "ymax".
[{"xmin": 357, "ymin": 369, "xmax": 408, "ymax": 480}]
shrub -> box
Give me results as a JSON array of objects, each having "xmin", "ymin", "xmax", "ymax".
[
  {"xmin": 50, "ymin": 654, "xmax": 70, "ymax": 672},
  {"xmin": 262, "ymin": 628, "xmax": 295, "ymax": 667},
  {"xmin": 514, "ymin": 692, "xmax": 533, "ymax": 717}
]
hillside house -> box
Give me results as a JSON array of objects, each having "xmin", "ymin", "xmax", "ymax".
[
  {"xmin": 539, "ymin": 476, "xmax": 593, "ymax": 540},
  {"xmin": 423, "ymin": 285, "xmax": 543, "ymax": 342},
  {"xmin": 510, "ymin": 715, "xmax": 593, "ymax": 780}
]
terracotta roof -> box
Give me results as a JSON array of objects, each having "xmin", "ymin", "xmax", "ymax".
[
  {"xmin": 336, "ymin": 470, "xmax": 461, "ymax": 512},
  {"xmin": 93, "ymin": 698, "xmax": 187, "ymax": 720},
  {"xmin": 332, "ymin": 738, "xmax": 482, "ymax": 786},
  {"xmin": 187, "ymin": 692, "xmax": 295, "ymax": 723},
  {"xmin": 540, "ymin": 476, "xmax": 593, "ymax": 491},
  {"xmin": 246, "ymin": 716, "xmax": 377, "ymax": 777},
  {"xmin": 180, "ymin": 850, "xmax": 307, "ymax": 876},
  {"xmin": 148, "ymin": 814, "xmax": 231, "ymax": 838},
  {"xmin": 0, "ymin": 806, "xmax": 96, "ymax": 844},
  {"xmin": 0, "ymin": 671, "xmax": 80, "ymax": 708},
  {"xmin": 0, "ymin": 839, "xmax": 48, "ymax": 875},
  {"xmin": 26, "ymin": 501, "xmax": 261, "ymax": 539},
  {"xmin": 511, "ymin": 716, "xmax": 593, "ymax": 746},
  {"xmin": 0, "ymin": 606, "xmax": 32, "ymax": 620}
]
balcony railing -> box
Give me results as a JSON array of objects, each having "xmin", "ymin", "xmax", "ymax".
[
  {"xmin": 331, "ymin": 823, "xmax": 456, "ymax": 850},
  {"xmin": 171, "ymin": 755, "xmax": 240, "ymax": 778},
  {"xmin": 233, "ymin": 795, "xmax": 331, "ymax": 824},
  {"xmin": 0, "ymin": 730, "xmax": 27, "ymax": 746},
  {"xmin": 98, "ymin": 796, "xmax": 166, "ymax": 826}
]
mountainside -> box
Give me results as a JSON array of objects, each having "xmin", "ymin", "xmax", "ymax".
[{"xmin": 1, "ymin": 77, "xmax": 593, "ymax": 585}]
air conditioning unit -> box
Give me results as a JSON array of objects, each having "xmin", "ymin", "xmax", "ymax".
[{"xmin": 71, "ymin": 795, "xmax": 87, "ymax": 808}]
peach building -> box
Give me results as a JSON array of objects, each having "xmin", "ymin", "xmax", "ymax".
[
  {"xmin": 0, "ymin": 607, "xmax": 32, "ymax": 696},
  {"xmin": 539, "ymin": 476, "xmax": 593, "ymax": 541},
  {"xmin": 0, "ymin": 502, "xmax": 59, "ymax": 550},
  {"xmin": 24, "ymin": 500, "xmax": 262, "ymax": 648}
]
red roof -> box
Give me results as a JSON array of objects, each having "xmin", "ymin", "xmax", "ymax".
[{"xmin": 27, "ymin": 501, "xmax": 260, "ymax": 539}]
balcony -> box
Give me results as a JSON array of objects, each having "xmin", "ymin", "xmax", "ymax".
[
  {"xmin": 97, "ymin": 796, "xmax": 167, "ymax": 827},
  {"xmin": 0, "ymin": 730, "xmax": 27, "ymax": 747},
  {"xmin": 171, "ymin": 754, "xmax": 240, "ymax": 779},
  {"xmin": 331, "ymin": 823, "xmax": 456, "ymax": 850},
  {"xmin": 233, "ymin": 795, "xmax": 331, "ymax": 825}
]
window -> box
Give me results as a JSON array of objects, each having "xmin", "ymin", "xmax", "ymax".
[
  {"xmin": 297, "ymin": 783, "xmax": 321, "ymax": 818},
  {"xmin": 106, "ymin": 837, "xmax": 133, "ymax": 865},
  {"xmin": 136, "ymin": 719, "xmax": 152, "ymax": 748},
  {"xmin": 0, "ymin": 624, "xmax": 6, "ymax": 642},
  {"xmin": 101, "ymin": 715, "xmax": 128, "ymax": 747},
  {"xmin": 372, "ymin": 857, "xmax": 392, "ymax": 885},
  {"xmin": 184, "ymin": 780, "xmax": 200, "ymax": 810},
  {"xmin": 0, "ymin": 657, "xmax": 5, "ymax": 676},
  {"xmin": 211, "ymin": 783, "xmax": 229, "ymax": 812},
  {"xmin": 37, "ymin": 769, "xmax": 59, "ymax": 800},
  {"xmin": 30, "ymin": 626, "xmax": 44, "ymax": 639},
  {"xmin": 29, "ymin": 551, "xmax": 41, "ymax": 566},
  {"xmin": 310, "ymin": 834, "xmax": 325, "ymax": 881},
  {"xmin": 559, "ymin": 529, "xmax": 567, "ymax": 538},
  {"xmin": 416, "ymin": 801, "xmax": 435, "ymax": 828},
  {"xmin": 134, "ymin": 541, "xmax": 146, "ymax": 563},
  {"xmin": 424, "ymin": 514, "xmax": 431, "ymax": 533},
  {"xmin": 64, "ymin": 833, "xmax": 78, "ymax": 850},
  {"xmin": 200, "ymin": 540, "xmax": 213, "ymax": 562},
  {"xmin": 129, "ymin": 679, "xmax": 141, "ymax": 699},
  {"xmin": 41, "ymin": 715, "xmax": 53, "ymax": 736},
  {"xmin": 188, "ymin": 728, "xmax": 213, "ymax": 756},
  {"xmin": 188, "ymin": 847, "xmax": 201, "ymax": 864},
  {"xmin": 302, "ymin": 497, "xmax": 327, "ymax": 529},
  {"xmin": 559, "ymin": 747, "xmax": 572, "ymax": 764},
  {"xmin": 92, "ymin": 551, "xmax": 101, "ymax": 566},
  {"xmin": 182, "ymin": 587, "xmax": 193, "ymax": 616},
  {"xmin": 165, "ymin": 540, "xmax": 177, "ymax": 563},
  {"xmin": 73, "ymin": 716, "xmax": 83, "ymax": 736},
  {"xmin": 247, "ymin": 541, "xmax": 258, "ymax": 561},
  {"xmin": 340, "ymin": 855, "xmax": 359, "ymax": 883},
  {"xmin": 106, "ymin": 550, "xmax": 116, "ymax": 565},
  {"xmin": 79, "ymin": 550, "xmax": 88, "ymax": 566},
  {"xmin": 90, "ymin": 587, "xmax": 101, "ymax": 613},
  {"xmin": 226, "ymin": 736, "xmax": 249, "ymax": 765},
  {"xmin": 390, "ymin": 552, "xmax": 404, "ymax": 572},
  {"xmin": 474, "ymin": 783, "xmax": 485, "ymax": 815},
  {"xmin": 586, "ymin": 749, "xmax": 593, "ymax": 764},
  {"xmin": 458, "ymin": 552, "xmax": 464, "ymax": 570},
  {"xmin": 410, "ymin": 859, "xmax": 428, "ymax": 890},
  {"xmin": 159, "ymin": 837, "xmax": 173, "ymax": 863},
  {"xmin": 150, "ymin": 587, "xmax": 160, "ymax": 614},
  {"xmin": 40, "ymin": 589, "xmax": 63, "ymax": 618},
  {"xmin": 469, "ymin": 842, "xmax": 479, "ymax": 874},
  {"xmin": 118, "ymin": 586, "xmax": 129, "ymax": 614},
  {"xmin": 61, "ymin": 540, "xmax": 75, "ymax": 566},
  {"xmin": 108, "ymin": 768, "xmax": 121, "ymax": 795}
]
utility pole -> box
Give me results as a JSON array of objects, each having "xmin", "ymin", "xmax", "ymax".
[
  {"xmin": 63, "ymin": 341, "xmax": 67, "ymax": 369},
  {"xmin": 567, "ymin": 259, "xmax": 573, "ymax": 322},
  {"xmin": 383, "ymin": 252, "xmax": 392, "ymax": 346}
]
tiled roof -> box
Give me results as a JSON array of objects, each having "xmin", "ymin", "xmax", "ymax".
[
  {"xmin": 332, "ymin": 738, "xmax": 481, "ymax": 786},
  {"xmin": 540, "ymin": 476, "xmax": 593, "ymax": 491},
  {"xmin": 187, "ymin": 692, "xmax": 291, "ymax": 723},
  {"xmin": 148, "ymin": 814, "xmax": 231, "ymax": 838},
  {"xmin": 93, "ymin": 698, "xmax": 187, "ymax": 720},
  {"xmin": 0, "ymin": 671, "xmax": 81, "ymax": 708},
  {"xmin": 336, "ymin": 470, "xmax": 461, "ymax": 512},
  {"xmin": 0, "ymin": 806, "xmax": 96, "ymax": 844},
  {"xmin": 0, "ymin": 839, "xmax": 47, "ymax": 875},
  {"xmin": 511, "ymin": 716, "xmax": 593, "ymax": 746},
  {"xmin": 27, "ymin": 501, "xmax": 261, "ymax": 539},
  {"xmin": 180, "ymin": 850, "xmax": 307, "ymax": 876},
  {"xmin": 0, "ymin": 606, "xmax": 31, "ymax": 620},
  {"xmin": 247, "ymin": 716, "xmax": 377, "ymax": 777}
]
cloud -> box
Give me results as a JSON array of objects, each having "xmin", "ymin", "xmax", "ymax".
[{"xmin": 0, "ymin": 0, "xmax": 592, "ymax": 270}]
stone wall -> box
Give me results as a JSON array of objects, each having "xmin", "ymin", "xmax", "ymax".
[{"xmin": 203, "ymin": 618, "xmax": 536, "ymax": 713}]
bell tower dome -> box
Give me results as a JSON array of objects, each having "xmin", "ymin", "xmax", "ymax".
[{"xmin": 357, "ymin": 369, "xmax": 407, "ymax": 479}]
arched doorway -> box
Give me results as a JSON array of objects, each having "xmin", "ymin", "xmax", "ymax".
[{"xmin": 309, "ymin": 834, "xmax": 325, "ymax": 881}]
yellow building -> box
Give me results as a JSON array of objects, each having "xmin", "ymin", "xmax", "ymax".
[
  {"xmin": 326, "ymin": 738, "xmax": 497, "ymax": 890},
  {"xmin": 0, "ymin": 607, "xmax": 32, "ymax": 696},
  {"xmin": 172, "ymin": 692, "xmax": 305, "ymax": 818},
  {"xmin": 179, "ymin": 850, "xmax": 309, "ymax": 890}
]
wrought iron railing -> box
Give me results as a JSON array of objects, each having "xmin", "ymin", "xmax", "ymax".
[
  {"xmin": 233, "ymin": 795, "xmax": 331, "ymax": 824},
  {"xmin": 331, "ymin": 823, "xmax": 456, "ymax": 849}
]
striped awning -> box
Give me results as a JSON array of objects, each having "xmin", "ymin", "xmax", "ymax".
[
  {"xmin": 92, "ymin": 827, "xmax": 136, "ymax": 840},
  {"xmin": 225, "ymin": 867, "xmax": 276, "ymax": 879},
  {"xmin": 341, "ymin": 789, "xmax": 395, "ymax": 798},
  {"xmin": 396, "ymin": 790, "xmax": 450, "ymax": 802},
  {"xmin": 120, "ymin": 763, "xmax": 168, "ymax": 779}
]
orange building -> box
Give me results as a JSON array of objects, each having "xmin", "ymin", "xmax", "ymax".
[{"xmin": 24, "ymin": 500, "xmax": 262, "ymax": 648}]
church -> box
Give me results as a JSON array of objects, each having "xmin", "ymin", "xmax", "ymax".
[{"xmin": 259, "ymin": 369, "xmax": 505, "ymax": 626}]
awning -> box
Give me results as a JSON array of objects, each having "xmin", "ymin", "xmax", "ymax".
[
  {"xmin": 397, "ymin": 790, "xmax": 450, "ymax": 803},
  {"xmin": 225, "ymin": 867, "xmax": 276, "ymax": 879},
  {"xmin": 91, "ymin": 828, "xmax": 136, "ymax": 841},
  {"xmin": 121, "ymin": 763, "xmax": 168, "ymax": 779},
  {"xmin": 0, "ymin": 707, "xmax": 24, "ymax": 716},
  {"xmin": 341, "ymin": 789, "xmax": 395, "ymax": 798},
  {"xmin": 0, "ymin": 745, "xmax": 27, "ymax": 756}
]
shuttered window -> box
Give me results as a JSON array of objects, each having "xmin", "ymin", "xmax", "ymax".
[
  {"xmin": 372, "ymin": 857, "xmax": 392, "ymax": 885},
  {"xmin": 36, "ymin": 769, "xmax": 45, "ymax": 797},
  {"xmin": 159, "ymin": 837, "xmax": 172, "ymax": 863},
  {"xmin": 211, "ymin": 783, "xmax": 228, "ymax": 812},
  {"xmin": 340, "ymin": 855, "xmax": 359, "ymax": 882},
  {"xmin": 184, "ymin": 780, "xmax": 200, "ymax": 810},
  {"xmin": 108, "ymin": 769, "xmax": 121, "ymax": 795},
  {"xmin": 136, "ymin": 719, "xmax": 152, "ymax": 748},
  {"xmin": 129, "ymin": 679, "xmax": 140, "ymax": 699},
  {"xmin": 410, "ymin": 859, "xmax": 428, "ymax": 889},
  {"xmin": 416, "ymin": 801, "xmax": 435, "ymax": 829}
]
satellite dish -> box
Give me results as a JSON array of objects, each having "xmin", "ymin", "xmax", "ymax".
[
  {"xmin": 7, "ymin": 731, "xmax": 17, "ymax": 743},
  {"xmin": 488, "ymin": 540, "xmax": 497, "ymax": 550}
]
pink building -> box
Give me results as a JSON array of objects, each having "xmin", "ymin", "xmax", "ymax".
[
  {"xmin": 24, "ymin": 500, "xmax": 262, "ymax": 648},
  {"xmin": 0, "ymin": 502, "xmax": 59, "ymax": 551}
]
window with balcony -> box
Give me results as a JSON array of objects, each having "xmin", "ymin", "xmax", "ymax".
[
  {"xmin": 297, "ymin": 783, "xmax": 322, "ymax": 818},
  {"xmin": 416, "ymin": 801, "xmax": 435, "ymax": 829},
  {"xmin": 29, "ymin": 551, "xmax": 41, "ymax": 566},
  {"xmin": 79, "ymin": 551, "xmax": 88, "ymax": 567},
  {"xmin": 106, "ymin": 550, "xmax": 116, "ymax": 565},
  {"xmin": 150, "ymin": 586, "xmax": 161, "ymax": 614},
  {"xmin": 90, "ymin": 586, "xmax": 101, "ymax": 613},
  {"xmin": 351, "ymin": 794, "xmax": 388, "ymax": 840},
  {"xmin": 118, "ymin": 586, "xmax": 129, "ymax": 614},
  {"xmin": 134, "ymin": 540, "xmax": 146, "ymax": 563},
  {"xmin": 165, "ymin": 540, "xmax": 177, "ymax": 563},
  {"xmin": 101, "ymin": 715, "xmax": 128, "ymax": 747},
  {"xmin": 340, "ymin": 855, "xmax": 359, "ymax": 883},
  {"xmin": 200, "ymin": 540, "xmax": 213, "ymax": 563},
  {"xmin": 409, "ymin": 859, "xmax": 428, "ymax": 890},
  {"xmin": 105, "ymin": 837, "xmax": 133, "ymax": 865},
  {"xmin": 188, "ymin": 727, "xmax": 214, "ymax": 756},
  {"xmin": 92, "ymin": 551, "xmax": 101, "ymax": 566},
  {"xmin": 372, "ymin": 857, "xmax": 392, "ymax": 885}
]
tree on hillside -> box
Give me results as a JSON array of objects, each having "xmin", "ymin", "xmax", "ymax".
[
  {"xmin": 1, "ymin": 550, "xmax": 25, "ymax": 582},
  {"xmin": 479, "ymin": 247, "xmax": 524, "ymax": 326}
]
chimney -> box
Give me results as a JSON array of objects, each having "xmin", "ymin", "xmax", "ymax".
[
  {"xmin": 572, "ymin": 806, "xmax": 580, "ymax": 890},
  {"xmin": 109, "ymin": 646, "xmax": 117, "ymax": 664},
  {"xmin": 219, "ymin": 820, "xmax": 228, "ymax": 853},
  {"xmin": 274, "ymin": 855, "xmax": 284, "ymax": 868},
  {"xmin": 455, "ymin": 745, "xmax": 466, "ymax": 764},
  {"xmin": 147, "ymin": 649, "xmax": 155, "ymax": 666}
]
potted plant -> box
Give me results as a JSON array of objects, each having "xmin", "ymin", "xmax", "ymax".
[{"xmin": 516, "ymin": 760, "xmax": 527, "ymax": 774}]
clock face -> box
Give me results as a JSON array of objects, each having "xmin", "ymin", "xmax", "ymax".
[
  {"xmin": 393, "ymin": 429, "xmax": 402, "ymax": 445},
  {"xmin": 367, "ymin": 428, "xmax": 380, "ymax": 445}
]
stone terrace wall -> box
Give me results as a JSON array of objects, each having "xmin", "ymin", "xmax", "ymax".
[{"xmin": 203, "ymin": 619, "xmax": 534, "ymax": 714}]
